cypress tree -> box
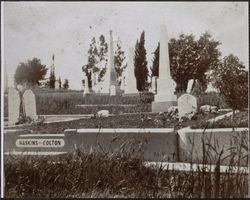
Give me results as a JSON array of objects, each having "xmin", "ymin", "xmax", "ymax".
[{"xmin": 134, "ymin": 31, "xmax": 148, "ymax": 91}]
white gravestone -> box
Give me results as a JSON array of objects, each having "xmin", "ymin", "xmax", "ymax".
[
  {"xmin": 8, "ymin": 88, "xmax": 21, "ymax": 125},
  {"xmin": 178, "ymin": 94, "xmax": 197, "ymax": 118},
  {"xmin": 23, "ymin": 89, "xmax": 37, "ymax": 121},
  {"xmin": 124, "ymin": 47, "xmax": 138, "ymax": 94}
]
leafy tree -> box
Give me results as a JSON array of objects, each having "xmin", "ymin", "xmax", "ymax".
[
  {"xmin": 82, "ymin": 37, "xmax": 98, "ymax": 89},
  {"xmin": 14, "ymin": 58, "xmax": 48, "ymax": 86},
  {"xmin": 63, "ymin": 79, "xmax": 69, "ymax": 89},
  {"xmin": 97, "ymin": 35, "xmax": 108, "ymax": 81},
  {"xmin": 151, "ymin": 42, "xmax": 160, "ymax": 77},
  {"xmin": 212, "ymin": 54, "xmax": 248, "ymax": 119},
  {"xmin": 169, "ymin": 32, "xmax": 221, "ymax": 93},
  {"xmin": 134, "ymin": 31, "xmax": 148, "ymax": 91},
  {"xmin": 114, "ymin": 39, "xmax": 126, "ymax": 82}
]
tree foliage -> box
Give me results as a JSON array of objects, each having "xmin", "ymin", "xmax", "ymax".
[
  {"xmin": 169, "ymin": 32, "xmax": 221, "ymax": 93},
  {"xmin": 114, "ymin": 39, "xmax": 126, "ymax": 78},
  {"xmin": 58, "ymin": 77, "xmax": 62, "ymax": 89},
  {"xmin": 63, "ymin": 79, "xmax": 69, "ymax": 89},
  {"xmin": 83, "ymin": 35, "xmax": 127, "ymax": 87},
  {"xmin": 82, "ymin": 37, "xmax": 98, "ymax": 89},
  {"xmin": 212, "ymin": 54, "xmax": 248, "ymax": 111},
  {"xmin": 151, "ymin": 42, "xmax": 160, "ymax": 77},
  {"xmin": 134, "ymin": 31, "xmax": 148, "ymax": 91},
  {"xmin": 14, "ymin": 58, "xmax": 48, "ymax": 86}
]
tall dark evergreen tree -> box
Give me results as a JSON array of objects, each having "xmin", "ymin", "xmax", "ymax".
[
  {"xmin": 49, "ymin": 70, "xmax": 55, "ymax": 89},
  {"xmin": 58, "ymin": 77, "xmax": 62, "ymax": 89},
  {"xmin": 134, "ymin": 31, "xmax": 148, "ymax": 91},
  {"xmin": 151, "ymin": 42, "xmax": 160, "ymax": 77}
]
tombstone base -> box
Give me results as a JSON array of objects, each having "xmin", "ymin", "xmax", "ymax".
[{"xmin": 152, "ymin": 101, "xmax": 177, "ymax": 113}]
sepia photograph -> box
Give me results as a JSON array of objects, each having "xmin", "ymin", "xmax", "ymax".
[{"xmin": 1, "ymin": 1, "xmax": 249, "ymax": 198}]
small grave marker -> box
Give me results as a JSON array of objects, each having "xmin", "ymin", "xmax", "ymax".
[
  {"xmin": 23, "ymin": 89, "xmax": 37, "ymax": 121},
  {"xmin": 178, "ymin": 93, "xmax": 197, "ymax": 117}
]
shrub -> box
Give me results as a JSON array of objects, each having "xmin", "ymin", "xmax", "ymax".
[{"xmin": 197, "ymin": 92, "xmax": 229, "ymax": 109}]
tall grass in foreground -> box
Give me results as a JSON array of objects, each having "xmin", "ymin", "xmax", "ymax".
[{"xmin": 4, "ymin": 130, "xmax": 248, "ymax": 198}]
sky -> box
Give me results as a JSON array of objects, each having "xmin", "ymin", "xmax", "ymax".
[{"xmin": 2, "ymin": 1, "xmax": 249, "ymax": 90}]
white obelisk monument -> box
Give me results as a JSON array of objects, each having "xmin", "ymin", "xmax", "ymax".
[
  {"xmin": 152, "ymin": 25, "xmax": 177, "ymax": 112},
  {"xmin": 102, "ymin": 30, "xmax": 119, "ymax": 95},
  {"xmin": 124, "ymin": 48, "xmax": 138, "ymax": 94}
]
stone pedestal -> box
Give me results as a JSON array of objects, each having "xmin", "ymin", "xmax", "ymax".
[{"xmin": 152, "ymin": 25, "xmax": 177, "ymax": 113}]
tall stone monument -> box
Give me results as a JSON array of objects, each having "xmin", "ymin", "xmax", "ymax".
[
  {"xmin": 124, "ymin": 47, "xmax": 138, "ymax": 94},
  {"xmin": 152, "ymin": 25, "xmax": 177, "ymax": 112},
  {"xmin": 102, "ymin": 30, "xmax": 119, "ymax": 95},
  {"xmin": 8, "ymin": 88, "xmax": 21, "ymax": 125}
]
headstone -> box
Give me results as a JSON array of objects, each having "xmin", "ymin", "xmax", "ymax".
[
  {"xmin": 187, "ymin": 79, "xmax": 194, "ymax": 93},
  {"xmin": 83, "ymin": 74, "xmax": 90, "ymax": 94},
  {"xmin": 8, "ymin": 88, "xmax": 20, "ymax": 125},
  {"xmin": 55, "ymin": 81, "xmax": 60, "ymax": 89},
  {"xmin": 152, "ymin": 25, "xmax": 177, "ymax": 112},
  {"xmin": 124, "ymin": 47, "xmax": 138, "ymax": 94},
  {"xmin": 178, "ymin": 94, "xmax": 197, "ymax": 118},
  {"xmin": 23, "ymin": 89, "xmax": 37, "ymax": 121}
]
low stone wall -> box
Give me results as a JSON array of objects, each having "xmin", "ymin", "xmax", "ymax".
[
  {"xmin": 4, "ymin": 128, "xmax": 178, "ymax": 162},
  {"xmin": 64, "ymin": 128, "xmax": 178, "ymax": 162},
  {"xmin": 4, "ymin": 127, "xmax": 248, "ymax": 166},
  {"xmin": 178, "ymin": 127, "xmax": 249, "ymax": 165}
]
